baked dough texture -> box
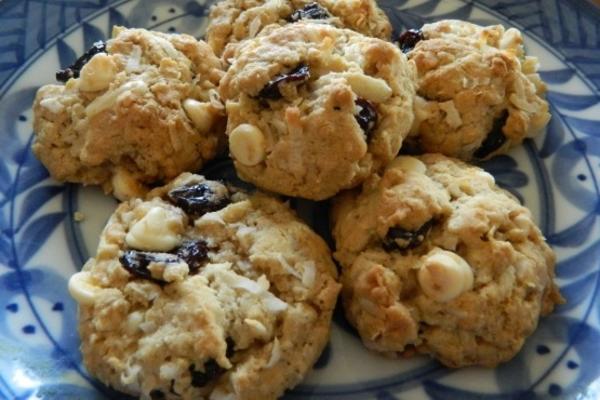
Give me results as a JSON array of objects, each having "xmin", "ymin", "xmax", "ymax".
[
  {"xmin": 331, "ymin": 154, "xmax": 563, "ymax": 367},
  {"xmin": 69, "ymin": 173, "xmax": 341, "ymax": 399},
  {"xmin": 406, "ymin": 20, "xmax": 550, "ymax": 160},
  {"xmin": 33, "ymin": 27, "xmax": 225, "ymax": 200},
  {"xmin": 207, "ymin": 0, "xmax": 391, "ymax": 56},
  {"xmin": 220, "ymin": 22, "xmax": 416, "ymax": 200}
]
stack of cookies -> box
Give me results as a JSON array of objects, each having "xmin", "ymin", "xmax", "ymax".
[{"xmin": 32, "ymin": 1, "xmax": 564, "ymax": 399}]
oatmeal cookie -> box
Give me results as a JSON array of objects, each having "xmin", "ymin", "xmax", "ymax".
[
  {"xmin": 220, "ymin": 22, "xmax": 416, "ymax": 200},
  {"xmin": 68, "ymin": 173, "xmax": 340, "ymax": 399},
  {"xmin": 331, "ymin": 154, "xmax": 563, "ymax": 367},
  {"xmin": 33, "ymin": 27, "xmax": 225, "ymax": 200},
  {"xmin": 402, "ymin": 20, "xmax": 550, "ymax": 160},
  {"xmin": 206, "ymin": 0, "xmax": 391, "ymax": 56}
]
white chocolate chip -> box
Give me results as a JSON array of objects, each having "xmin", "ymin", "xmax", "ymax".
[
  {"xmin": 388, "ymin": 156, "xmax": 427, "ymax": 174},
  {"xmin": 183, "ymin": 99, "xmax": 215, "ymax": 134},
  {"xmin": 111, "ymin": 168, "xmax": 146, "ymax": 201},
  {"xmin": 78, "ymin": 53, "xmax": 117, "ymax": 92},
  {"xmin": 345, "ymin": 73, "xmax": 392, "ymax": 103},
  {"xmin": 418, "ymin": 249, "xmax": 474, "ymax": 302},
  {"xmin": 229, "ymin": 124, "xmax": 266, "ymax": 166},
  {"xmin": 125, "ymin": 207, "xmax": 184, "ymax": 252},
  {"xmin": 68, "ymin": 271, "xmax": 102, "ymax": 305}
]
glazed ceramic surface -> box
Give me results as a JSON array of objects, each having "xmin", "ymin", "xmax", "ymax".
[{"xmin": 1, "ymin": 0, "xmax": 600, "ymax": 399}]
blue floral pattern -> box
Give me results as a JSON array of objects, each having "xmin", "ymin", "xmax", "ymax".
[{"xmin": 0, "ymin": 1, "xmax": 599, "ymax": 399}]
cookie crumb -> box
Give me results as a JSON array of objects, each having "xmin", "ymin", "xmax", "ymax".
[{"xmin": 73, "ymin": 211, "xmax": 85, "ymax": 222}]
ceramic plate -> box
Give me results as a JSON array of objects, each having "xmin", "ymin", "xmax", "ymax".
[{"xmin": 1, "ymin": 0, "xmax": 600, "ymax": 399}]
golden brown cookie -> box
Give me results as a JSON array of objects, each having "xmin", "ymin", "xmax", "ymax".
[
  {"xmin": 220, "ymin": 22, "xmax": 416, "ymax": 200},
  {"xmin": 403, "ymin": 20, "xmax": 550, "ymax": 160},
  {"xmin": 69, "ymin": 173, "xmax": 341, "ymax": 399},
  {"xmin": 331, "ymin": 154, "xmax": 563, "ymax": 367},
  {"xmin": 207, "ymin": 0, "xmax": 391, "ymax": 56},
  {"xmin": 33, "ymin": 27, "xmax": 225, "ymax": 200}
]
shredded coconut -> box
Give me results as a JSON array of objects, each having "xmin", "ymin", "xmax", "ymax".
[
  {"xmin": 265, "ymin": 338, "xmax": 281, "ymax": 368},
  {"xmin": 301, "ymin": 261, "xmax": 316, "ymax": 288},
  {"xmin": 39, "ymin": 97, "xmax": 64, "ymax": 113}
]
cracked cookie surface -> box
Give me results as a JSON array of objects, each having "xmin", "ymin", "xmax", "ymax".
[
  {"xmin": 33, "ymin": 27, "xmax": 225, "ymax": 200},
  {"xmin": 69, "ymin": 173, "xmax": 340, "ymax": 399},
  {"xmin": 331, "ymin": 154, "xmax": 563, "ymax": 367}
]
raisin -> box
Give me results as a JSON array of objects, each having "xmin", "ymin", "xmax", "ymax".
[
  {"xmin": 119, "ymin": 250, "xmax": 180, "ymax": 283},
  {"xmin": 398, "ymin": 140, "xmax": 422, "ymax": 156},
  {"xmin": 168, "ymin": 182, "xmax": 230, "ymax": 217},
  {"xmin": 473, "ymin": 110, "xmax": 509, "ymax": 159},
  {"xmin": 355, "ymin": 98, "xmax": 378, "ymax": 137},
  {"xmin": 258, "ymin": 64, "xmax": 311, "ymax": 100},
  {"xmin": 175, "ymin": 240, "xmax": 209, "ymax": 274},
  {"xmin": 383, "ymin": 219, "xmax": 434, "ymax": 251},
  {"xmin": 189, "ymin": 360, "xmax": 224, "ymax": 388},
  {"xmin": 397, "ymin": 29, "xmax": 424, "ymax": 53},
  {"xmin": 149, "ymin": 389, "xmax": 166, "ymax": 400},
  {"xmin": 288, "ymin": 2, "xmax": 331, "ymax": 22},
  {"xmin": 169, "ymin": 379, "xmax": 178, "ymax": 395},
  {"xmin": 56, "ymin": 41, "xmax": 106, "ymax": 82},
  {"xmin": 226, "ymin": 337, "xmax": 236, "ymax": 358}
]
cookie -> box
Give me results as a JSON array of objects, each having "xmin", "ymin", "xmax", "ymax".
[
  {"xmin": 219, "ymin": 22, "xmax": 416, "ymax": 200},
  {"xmin": 206, "ymin": 0, "xmax": 392, "ymax": 56},
  {"xmin": 402, "ymin": 20, "xmax": 550, "ymax": 160},
  {"xmin": 33, "ymin": 27, "xmax": 225, "ymax": 200},
  {"xmin": 68, "ymin": 173, "xmax": 341, "ymax": 399},
  {"xmin": 331, "ymin": 154, "xmax": 563, "ymax": 367}
]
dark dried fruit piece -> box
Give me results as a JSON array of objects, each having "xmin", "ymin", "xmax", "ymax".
[
  {"xmin": 473, "ymin": 110, "xmax": 509, "ymax": 159},
  {"xmin": 258, "ymin": 64, "xmax": 311, "ymax": 100},
  {"xmin": 56, "ymin": 41, "xmax": 106, "ymax": 82},
  {"xmin": 119, "ymin": 250, "xmax": 181, "ymax": 283},
  {"xmin": 355, "ymin": 98, "xmax": 378, "ymax": 137},
  {"xmin": 383, "ymin": 219, "xmax": 434, "ymax": 251},
  {"xmin": 288, "ymin": 2, "xmax": 331, "ymax": 22},
  {"xmin": 168, "ymin": 182, "xmax": 230, "ymax": 217},
  {"xmin": 175, "ymin": 240, "xmax": 209, "ymax": 274},
  {"xmin": 398, "ymin": 140, "xmax": 423, "ymax": 156},
  {"xmin": 189, "ymin": 360, "xmax": 224, "ymax": 388},
  {"xmin": 169, "ymin": 379, "xmax": 178, "ymax": 396},
  {"xmin": 397, "ymin": 29, "xmax": 424, "ymax": 53},
  {"xmin": 149, "ymin": 389, "xmax": 166, "ymax": 400},
  {"xmin": 226, "ymin": 337, "xmax": 236, "ymax": 358}
]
